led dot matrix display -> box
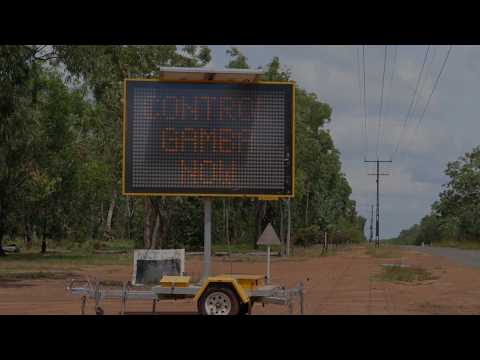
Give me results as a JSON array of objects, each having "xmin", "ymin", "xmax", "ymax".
[{"xmin": 123, "ymin": 80, "xmax": 294, "ymax": 197}]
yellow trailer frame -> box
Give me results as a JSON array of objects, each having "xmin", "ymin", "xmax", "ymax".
[{"xmin": 67, "ymin": 274, "xmax": 304, "ymax": 315}]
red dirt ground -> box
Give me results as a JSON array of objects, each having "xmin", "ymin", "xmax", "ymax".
[{"xmin": 1, "ymin": 245, "xmax": 480, "ymax": 315}]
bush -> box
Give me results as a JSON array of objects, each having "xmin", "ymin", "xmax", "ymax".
[{"xmin": 295, "ymin": 225, "xmax": 322, "ymax": 247}]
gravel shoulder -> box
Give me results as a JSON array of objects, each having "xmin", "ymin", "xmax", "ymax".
[
  {"xmin": 1, "ymin": 245, "xmax": 480, "ymax": 315},
  {"xmin": 402, "ymin": 245, "xmax": 480, "ymax": 269}
]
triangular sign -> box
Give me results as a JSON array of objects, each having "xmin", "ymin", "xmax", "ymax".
[{"xmin": 257, "ymin": 223, "xmax": 281, "ymax": 246}]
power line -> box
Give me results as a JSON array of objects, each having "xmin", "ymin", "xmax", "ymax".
[
  {"xmin": 355, "ymin": 46, "xmax": 367, "ymax": 160},
  {"xmin": 384, "ymin": 46, "xmax": 398, "ymax": 116},
  {"xmin": 400, "ymin": 46, "xmax": 452, "ymax": 162},
  {"xmin": 409, "ymin": 46, "xmax": 437, "ymax": 124},
  {"xmin": 376, "ymin": 45, "xmax": 388, "ymax": 159},
  {"xmin": 380, "ymin": 45, "xmax": 398, "ymax": 155},
  {"xmin": 405, "ymin": 46, "xmax": 453, "ymax": 149},
  {"xmin": 362, "ymin": 45, "xmax": 369, "ymax": 160},
  {"xmin": 390, "ymin": 46, "xmax": 431, "ymax": 160}
]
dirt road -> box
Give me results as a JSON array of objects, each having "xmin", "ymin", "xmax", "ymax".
[{"xmin": 1, "ymin": 245, "xmax": 480, "ymax": 315}]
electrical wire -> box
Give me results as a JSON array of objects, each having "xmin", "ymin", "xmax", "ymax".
[
  {"xmin": 410, "ymin": 46, "xmax": 437, "ymax": 124},
  {"xmin": 402, "ymin": 45, "xmax": 453, "ymax": 154},
  {"xmin": 379, "ymin": 45, "xmax": 398, "ymax": 157},
  {"xmin": 356, "ymin": 46, "xmax": 367, "ymax": 160},
  {"xmin": 362, "ymin": 45, "xmax": 369, "ymax": 160},
  {"xmin": 390, "ymin": 46, "xmax": 431, "ymax": 161},
  {"xmin": 376, "ymin": 45, "xmax": 388, "ymax": 159}
]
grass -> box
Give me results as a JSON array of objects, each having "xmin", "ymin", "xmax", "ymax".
[
  {"xmin": 211, "ymin": 243, "xmax": 281, "ymax": 254},
  {"xmin": 433, "ymin": 240, "xmax": 480, "ymax": 250},
  {"xmin": 366, "ymin": 246, "xmax": 401, "ymax": 258},
  {"xmin": 0, "ymin": 249, "xmax": 133, "ymax": 278},
  {"xmin": 291, "ymin": 245, "xmax": 337, "ymax": 258},
  {"xmin": 0, "ymin": 271, "xmax": 78, "ymax": 281},
  {"xmin": 417, "ymin": 301, "xmax": 458, "ymax": 314},
  {"xmin": 1, "ymin": 238, "xmax": 343, "ymax": 276},
  {"xmin": 372, "ymin": 265, "xmax": 437, "ymax": 283}
]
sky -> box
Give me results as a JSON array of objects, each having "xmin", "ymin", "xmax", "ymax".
[{"xmin": 206, "ymin": 45, "xmax": 480, "ymax": 239}]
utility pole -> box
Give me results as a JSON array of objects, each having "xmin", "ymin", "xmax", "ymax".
[
  {"xmin": 369, "ymin": 204, "xmax": 374, "ymax": 244},
  {"xmin": 365, "ymin": 159, "xmax": 391, "ymax": 248}
]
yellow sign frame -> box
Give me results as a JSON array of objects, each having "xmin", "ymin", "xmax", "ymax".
[{"xmin": 122, "ymin": 78, "xmax": 296, "ymax": 200}]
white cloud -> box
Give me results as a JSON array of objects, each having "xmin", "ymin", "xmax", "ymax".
[{"xmin": 209, "ymin": 45, "xmax": 480, "ymax": 237}]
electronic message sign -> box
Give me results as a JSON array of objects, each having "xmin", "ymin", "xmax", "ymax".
[{"xmin": 123, "ymin": 79, "xmax": 295, "ymax": 197}]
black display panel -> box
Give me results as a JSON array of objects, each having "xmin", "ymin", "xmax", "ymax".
[{"xmin": 123, "ymin": 80, "xmax": 294, "ymax": 196}]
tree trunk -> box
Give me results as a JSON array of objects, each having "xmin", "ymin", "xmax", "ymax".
[
  {"xmin": 24, "ymin": 216, "xmax": 33, "ymax": 249},
  {"xmin": 223, "ymin": 199, "xmax": 231, "ymax": 252},
  {"xmin": 41, "ymin": 219, "xmax": 47, "ymax": 254},
  {"xmin": 126, "ymin": 197, "xmax": 135, "ymax": 242},
  {"xmin": 0, "ymin": 223, "xmax": 5, "ymax": 257},
  {"xmin": 151, "ymin": 213, "xmax": 160, "ymax": 249},
  {"xmin": 0, "ymin": 201, "xmax": 5, "ymax": 256},
  {"xmin": 104, "ymin": 188, "xmax": 117, "ymax": 240},
  {"xmin": 305, "ymin": 189, "xmax": 310, "ymax": 226},
  {"xmin": 143, "ymin": 198, "xmax": 152, "ymax": 249},
  {"xmin": 158, "ymin": 201, "xmax": 169, "ymax": 250},
  {"xmin": 254, "ymin": 201, "xmax": 267, "ymax": 250},
  {"xmin": 226, "ymin": 199, "xmax": 230, "ymax": 249}
]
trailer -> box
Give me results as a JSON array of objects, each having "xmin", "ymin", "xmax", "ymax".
[
  {"xmin": 66, "ymin": 274, "xmax": 304, "ymax": 315},
  {"xmin": 65, "ymin": 68, "xmax": 304, "ymax": 316}
]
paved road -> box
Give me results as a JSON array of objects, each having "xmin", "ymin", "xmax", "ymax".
[{"xmin": 402, "ymin": 245, "xmax": 480, "ymax": 269}]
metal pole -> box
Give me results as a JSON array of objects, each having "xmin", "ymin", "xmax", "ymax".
[
  {"xmin": 370, "ymin": 204, "xmax": 374, "ymax": 244},
  {"xmin": 267, "ymin": 246, "xmax": 271, "ymax": 284},
  {"xmin": 286, "ymin": 199, "xmax": 291, "ymax": 257},
  {"xmin": 299, "ymin": 281, "xmax": 304, "ymax": 315},
  {"xmin": 376, "ymin": 160, "xmax": 380, "ymax": 248},
  {"xmin": 203, "ymin": 198, "xmax": 212, "ymax": 281},
  {"xmin": 280, "ymin": 200, "xmax": 284, "ymax": 256},
  {"xmin": 365, "ymin": 159, "xmax": 390, "ymax": 248}
]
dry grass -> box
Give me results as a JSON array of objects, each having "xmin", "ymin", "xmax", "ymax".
[
  {"xmin": 372, "ymin": 265, "xmax": 437, "ymax": 283},
  {"xmin": 366, "ymin": 246, "xmax": 401, "ymax": 259},
  {"xmin": 0, "ymin": 271, "xmax": 79, "ymax": 281}
]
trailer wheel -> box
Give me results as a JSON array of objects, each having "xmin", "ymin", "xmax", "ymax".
[{"xmin": 198, "ymin": 286, "xmax": 240, "ymax": 315}]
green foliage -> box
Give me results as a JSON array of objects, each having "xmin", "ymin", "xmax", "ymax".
[
  {"xmin": 0, "ymin": 45, "xmax": 364, "ymax": 254},
  {"xmin": 295, "ymin": 225, "xmax": 322, "ymax": 246},
  {"xmin": 366, "ymin": 246, "xmax": 401, "ymax": 258},
  {"xmin": 226, "ymin": 47, "xmax": 249, "ymax": 69},
  {"xmin": 394, "ymin": 145, "xmax": 480, "ymax": 246}
]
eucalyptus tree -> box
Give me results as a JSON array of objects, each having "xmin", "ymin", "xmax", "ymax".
[{"xmin": 53, "ymin": 45, "xmax": 211, "ymax": 247}]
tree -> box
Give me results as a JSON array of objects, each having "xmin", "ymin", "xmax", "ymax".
[
  {"xmin": 0, "ymin": 45, "xmax": 364, "ymax": 255},
  {"xmin": 0, "ymin": 45, "xmax": 48, "ymax": 255},
  {"xmin": 395, "ymin": 145, "xmax": 480, "ymax": 245},
  {"xmin": 226, "ymin": 47, "xmax": 249, "ymax": 69},
  {"xmin": 53, "ymin": 45, "xmax": 212, "ymax": 248}
]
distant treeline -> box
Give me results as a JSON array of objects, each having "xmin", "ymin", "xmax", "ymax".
[
  {"xmin": 392, "ymin": 145, "xmax": 480, "ymax": 246},
  {"xmin": 0, "ymin": 45, "xmax": 366, "ymax": 255}
]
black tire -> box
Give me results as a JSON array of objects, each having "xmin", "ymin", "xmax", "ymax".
[
  {"xmin": 198, "ymin": 285, "xmax": 241, "ymax": 315},
  {"xmin": 239, "ymin": 302, "xmax": 250, "ymax": 315}
]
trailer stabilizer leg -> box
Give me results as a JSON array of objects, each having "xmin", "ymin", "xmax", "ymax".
[{"xmin": 81, "ymin": 296, "xmax": 87, "ymax": 315}]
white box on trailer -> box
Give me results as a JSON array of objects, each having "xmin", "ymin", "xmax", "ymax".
[{"xmin": 132, "ymin": 249, "xmax": 185, "ymax": 286}]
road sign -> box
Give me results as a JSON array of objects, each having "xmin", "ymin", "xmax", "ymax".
[
  {"xmin": 123, "ymin": 79, "xmax": 295, "ymax": 198},
  {"xmin": 257, "ymin": 223, "xmax": 281, "ymax": 246}
]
